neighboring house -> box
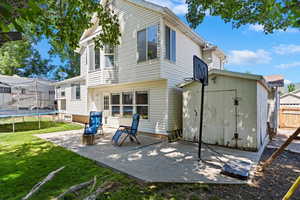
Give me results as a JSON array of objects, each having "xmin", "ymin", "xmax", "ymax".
[
  {"xmin": 0, "ymin": 82, "xmax": 12, "ymax": 107},
  {"xmin": 264, "ymin": 75, "xmax": 284, "ymax": 132},
  {"xmin": 54, "ymin": 0, "xmax": 226, "ymax": 134},
  {"xmin": 0, "ymin": 74, "xmax": 55, "ymax": 111},
  {"xmin": 280, "ymin": 89, "xmax": 300, "ymax": 107},
  {"xmin": 179, "ymin": 70, "xmax": 270, "ymax": 151}
]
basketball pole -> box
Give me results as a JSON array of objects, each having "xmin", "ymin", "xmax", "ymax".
[{"xmin": 198, "ymin": 83, "xmax": 205, "ymax": 161}]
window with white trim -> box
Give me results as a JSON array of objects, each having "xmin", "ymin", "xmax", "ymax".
[
  {"xmin": 165, "ymin": 26, "xmax": 176, "ymax": 62},
  {"xmin": 71, "ymin": 84, "xmax": 80, "ymax": 100},
  {"xmin": 136, "ymin": 91, "xmax": 149, "ymax": 119},
  {"xmin": 104, "ymin": 45, "xmax": 115, "ymax": 68},
  {"xmin": 111, "ymin": 93, "xmax": 120, "ymax": 117},
  {"xmin": 122, "ymin": 92, "xmax": 133, "ymax": 118},
  {"xmin": 137, "ymin": 25, "xmax": 158, "ymax": 62},
  {"xmin": 95, "ymin": 47, "xmax": 100, "ymax": 70}
]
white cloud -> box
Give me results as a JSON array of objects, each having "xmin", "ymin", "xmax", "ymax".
[
  {"xmin": 248, "ymin": 24, "xmax": 299, "ymax": 33},
  {"xmin": 273, "ymin": 44, "xmax": 300, "ymax": 55},
  {"xmin": 146, "ymin": 0, "xmax": 187, "ymax": 15},
  {"xmin": 276, "ymin": 61, "xmax": 300, "ymax": 69},
  {"xmin": 249, "ymin": 24, "xmax": 264, "ymax": 32},
  {"xmin": 228, "ymin": 49, "xmax": 272, "ymax": 65},
  {"xmin": 284, "ymin": 79, "xmax": 292, "ymax": 85}
]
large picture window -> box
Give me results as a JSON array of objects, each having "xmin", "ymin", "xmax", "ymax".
[
  {"xmin": 122, "ymin": 92, "xmax": 133, "ymax": 118},
  {"xmin": 111, "ymin": 93, "xmax": 120, "ymax": 117},
  {"xmin": 165, "ymin": 26, "xmax": 176, "ymax": 62},
  {"xmin": 136, "ymin": 91, "xmax": 149, "ymax": 119},
  {"xmin": 137, "ymin": 25, "xmax": 158, "ymax": 62}
]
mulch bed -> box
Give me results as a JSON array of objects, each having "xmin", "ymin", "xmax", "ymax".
[{"xmin": 155, "ymin": 148, "xmax": 300, "ymax": 200}]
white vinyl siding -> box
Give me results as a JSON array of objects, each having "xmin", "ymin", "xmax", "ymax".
[{"xmin": 89, "ymin": 80, "xmax": 168, "ymax": 134}]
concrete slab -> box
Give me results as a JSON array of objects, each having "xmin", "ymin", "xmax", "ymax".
[
  {"xmin": 268, "ymin": 129, "xmax": 300, "ymax": 153},
  {"xmin": 36, "ymin": 128, "xmax": 262, "ymax": 184}
]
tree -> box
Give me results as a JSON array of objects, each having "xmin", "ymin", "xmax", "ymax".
[
  {"xmin": 0, "ymin": 39, "xmax": 56, "ymax": 78},
  {"xmin": 186, "ymin": 0, "xmax": 300, "ymax": 33},
  {"xmin": 1, "ymin": 0, "xmax": 121, "ymax": 49},
  {"xmin": 288, "ymin": 83, "xmax": 296, "ymax": 93}
]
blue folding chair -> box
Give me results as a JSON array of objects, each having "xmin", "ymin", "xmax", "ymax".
[
  {"xmin": 112, "ymin": 114, "xmax": 140, "ymax": 146},
  {"xmin": 84, "ymin": 111, "xmax": 103, "ymax": 135}
]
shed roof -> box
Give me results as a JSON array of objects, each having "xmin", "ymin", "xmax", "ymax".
[{"xmin": 178, "ymin": 69, "xmax": 269, "ymax": 91}]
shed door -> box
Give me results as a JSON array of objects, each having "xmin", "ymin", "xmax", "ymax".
[{"xmin": 202, "ymin": 90, "xmax": 236, "ymax": 147}]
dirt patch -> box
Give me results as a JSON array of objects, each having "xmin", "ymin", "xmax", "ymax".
[{"xmin": 154, "ymin": 148, "xmax": 300, "ymax": 200}]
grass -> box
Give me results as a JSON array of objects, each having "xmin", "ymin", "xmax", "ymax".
[{"xmin": 0, "ymin": 120, "xmax": 214, "ymax": 200}]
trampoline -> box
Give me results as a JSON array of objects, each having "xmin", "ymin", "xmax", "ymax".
[{"xmin": 0, "ymin": 77, "xmax": 57, "ymax": 133}]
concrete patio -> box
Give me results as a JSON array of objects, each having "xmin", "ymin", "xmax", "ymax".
[{"xmin": 36, "ymin": 128, "xmax": 264, "ymax": 184}]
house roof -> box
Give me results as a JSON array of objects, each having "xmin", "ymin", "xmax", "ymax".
[
  {"xmin": 53, "ymin": 75, "xmax": 86, "ymax": 86},
  {"xmin": 178, "ymin": 69, "xmax": 269, "ymax": 91},
  {"xmin": 264, "ymin": 75, "xmax": 284, "ymax": 88},
  {"xmin": 78, "ymin": 0, "xmax": 226, "ymax": 60},
  {"xmin": 280, "ymin": 93, "xmax": 300, "ymax": 100},
  {"xmin": 0, "ymin": 74, "xmax": 53, "ymax": 86},
  {"xmin": 280, "ymin": 89, "xmax": 300, "ymax": 98}
]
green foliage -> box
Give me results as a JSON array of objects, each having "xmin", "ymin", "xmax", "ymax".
[
  {"xmin": 288, "ymin": 83, "xmax": 296, "ymax": 92},
  {"xmin": 186, "ymin": 0, "xmax": 300, "ymax": 33},
  {"xmin": 0, "ymin": 39, "xmax": 55, "ymax": 78},
  {"xmin": 1, "ymin": 0, "xmax": 121, "ymax": 51}
]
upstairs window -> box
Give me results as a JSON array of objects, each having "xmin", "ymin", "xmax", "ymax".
[
  {"xmin": 95, "ymin": 47, "xmax": 100, "ymax": 70},
  {"xmin": 165, "ymin": 26, "xmax": 176, "ymax": 62},
  {"xmin": 137, "ymin": 25, "xmax": 158, "ymax": 62},
  {"xmin": 104, "ymin": 45, "xmax": 115, "ymax": 68},
  {"xmin": 71, "ymin": 84, "xmax": 80, "ymax": 100}
]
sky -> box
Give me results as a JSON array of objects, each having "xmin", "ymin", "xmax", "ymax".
[{"xmin": 34, "ymin": 0, "xmax": 300, "ymax": 84}]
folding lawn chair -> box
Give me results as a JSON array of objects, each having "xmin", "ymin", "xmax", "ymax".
[
  {"xmin": 112, "ymin": 114, "xmax": 140, "ymax": 146},
  {"xmin": 83, "ymin": 111, "xmax": 103, "ymax": 135}
]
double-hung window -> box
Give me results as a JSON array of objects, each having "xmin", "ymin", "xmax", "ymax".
[
  {"xmin": 71, "ymin": 84, "xmax": 80, "ymax": 100},
  {"xmin": 104, "ymin": 45, "xmax": 115, "ymax": 68},
  {"xmin": 122, "ymin": 92, "xmax": 133, "ymax": 118},
  {"xmin": 95, "ymin": 47, "xmax": 101, "ymax": 70},
  {"xmin": 165, "ymin": 26, "xmax": 176, "ymax": 62},
  {"xmin": 111, "ymin": 93, "xmax": 120, "ymax": 117},
  {"xmin": 137, "ymin": 25, "xmax": 158, "ymax": 62},
  {"xmin": 136, "ymin": 91, "xmax": 149, "ymax": 119}
]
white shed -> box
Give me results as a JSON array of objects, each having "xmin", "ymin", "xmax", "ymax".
[{"xmin": 179, "ymin": 69, "xmax": 270, "ymax": 152}]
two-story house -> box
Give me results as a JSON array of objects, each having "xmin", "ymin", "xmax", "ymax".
[{"xmin": 54, "ymin": 0, "xmax": 226, "ymax": 134}]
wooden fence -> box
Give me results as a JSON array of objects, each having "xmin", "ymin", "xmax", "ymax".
[{"xmin": 279, "ymin": 107, "xmax": 300, "ymax": 128}]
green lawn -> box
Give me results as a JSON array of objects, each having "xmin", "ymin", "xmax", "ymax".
[{"xmin": 0, "ymin": 121, "xmax": 215, "ymax": 200}]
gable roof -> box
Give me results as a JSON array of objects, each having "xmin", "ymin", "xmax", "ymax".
[
  {"xmin": 280, "ymin": 93, "xmax": 300, "ymax": 103},
  {"xmin": 78, "ymin": 0, "xmax": 226, "ymax": 59},
  {"xmin": 281, "ymin": 89, "xmax": 300, "ymax": 98}
]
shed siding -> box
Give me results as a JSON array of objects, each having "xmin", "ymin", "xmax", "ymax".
[
  {"xmin": 89, "ymin": 80, "xmax": 168, "ymax": 134},
  {"xmin": 257, "ymin": 83, "xmax": 268, "ymax": 150},
  {"xmin": 183, "ymin": 75, "xmax": 263, "ymax": 151}
]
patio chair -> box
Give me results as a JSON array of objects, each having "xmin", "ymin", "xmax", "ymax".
[
  {"xmin": 84, "ymin": 111, "xmax": 103, "ymax": 135},
  {"xmin": 112, "ymin": 114, "xmax": 140, "ymax": 146}
]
